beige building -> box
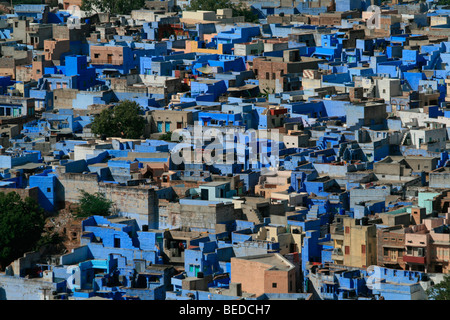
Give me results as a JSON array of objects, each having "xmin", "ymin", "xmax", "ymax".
[
  {"xmin": 283, "ymin": 131, "xmax": 310, "ymax": 148},
  {"xmin": 182, "ymin": 10, "xmax": 218, "ymax": 22},
  {"xmin": 53, "ymin": 88, "xmax": 79, "ymax": 110},
  {"xmin": 181, "ymin": 9, "xmax": 243, "ymax": 24},
  {"xmin": 254, "ymin": 225, "xmax": 303, "ymax": 255},
  {"xmin": 255, "ymin": 170, "xmax": 291, "ymax": 199},
  {"xmin": 375, "ymin": 78, "xmax": 402, "ymax": 103},
  {"xmin": 150, "ymin": 109, "xmax": 194, "ymax": 133}
]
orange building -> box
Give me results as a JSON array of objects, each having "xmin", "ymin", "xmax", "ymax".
[
  {"xmin": 90, "ymin": 46, "xmax": 125, "ymax": 66},
  {"xmin": 230, "ymin": 253, "xmax": 297, "ymax": 296},
  {"xmin": 44, "ymin": 39, "xmax": 71, "ymax": 61}
]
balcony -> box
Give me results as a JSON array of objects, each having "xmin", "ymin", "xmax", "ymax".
[
  {"xmin": 332, "ymin": 233, "xmax": 344, "ymax": 241},
  {"xmin": 331, "ymin": 253, "xmax": 344, "ymax": 261},
  {"xmin": 403, "ymin": 255, "xmax": 426, "ymax": 264},
  {"xmin": 331, "ymin": 248, "xmax": 344, "ymax": 261},
  {"xmin": 90, "ymin": 59, "xmax": 124, "ymax": 66}
]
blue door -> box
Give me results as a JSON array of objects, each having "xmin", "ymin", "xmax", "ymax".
[
  {"xmin": 157, "ymin": 121, "xmax": 163, "ymax": 132},
  {"xmin": 165, "ymin": 122, "xmax": 171, "ymax": 132}
]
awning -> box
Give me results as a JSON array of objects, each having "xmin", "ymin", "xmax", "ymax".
[
  {"xmin": 196, "ymin": 65, "xmax": 214, "ymax": 74},
  {"xmin": 12, "ymin": 162, "xmax": 46, "ymax": 170}
]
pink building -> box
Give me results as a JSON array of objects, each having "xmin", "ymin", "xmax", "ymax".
[{"xmin": 403, "ymin": 212, "xmax": 450, "ymax": 273}]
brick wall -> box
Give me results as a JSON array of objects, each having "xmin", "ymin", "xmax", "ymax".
[
  {"xmin": 230, "ymin": 257, "xmax": 296, "ymax": 296},
  {"xmin": 230, "ymin": 258, "xmax": 267, "ymax": 296}
]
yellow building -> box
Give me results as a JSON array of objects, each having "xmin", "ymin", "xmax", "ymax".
[
  {"xmin": 330, "ymin": 215, "xmax": 346, "ymax": 265},
  {"xmin": 342, "ymin": 217, "xmax": 377, "ymax": 268}
]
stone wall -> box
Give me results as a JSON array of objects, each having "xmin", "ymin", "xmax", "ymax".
[
  {"xmin": 0, "ymin": 187, "xmax": 39, "ymax": 203},
  {"xmin": 0, "ymin": 275, "xmax": 54, "ymax": 300},
  {"xmin": 164, "ymin": 201, "xmax": 235, "ymax": 231},
  {"xmin": 58, "ymin": 172, "xmax": 100, "ymax": 203},
  {"xmin": 101, "ymin": 183, "xmax": 158, "ymax": 229}
]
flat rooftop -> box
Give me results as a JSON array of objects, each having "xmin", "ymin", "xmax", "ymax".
[{"xmin": 235, "ymin": 253, "xmax": 294, "ymax": 271}]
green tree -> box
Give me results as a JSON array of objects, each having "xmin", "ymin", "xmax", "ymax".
[
  {"xmin": 187, "ymin": 0, "xmax": 232, "ymax": 11},
  {"xmin": 76, "ymin": 190, "xmax": 113, "ymax": 218},
  {"xmin": 91, "ymin": 100, "xmax": 146, "ymax": 139},
  {"xmin": 81, "ymin": 0, "xmax": 145, "ymax": 15},
  {"xmin": 258, "ymin": 87, "xmax": 275, "ymax": 100},
  {"xmin": 0, "ymin": 192, "xmax": 46, "ymax": 270},
  {"xmin": 231, "ymin": 2, "xmax": 259, "ymax": 23},
  {"xmin": 427, "ymin": 275, "xmax": 450, "ymax": 300},
  {"xmin": 187, "ymin": 0, "xmax": 258, "ymax": 23},
  {"xmin": 159, "ymin": 131, "xmax": 172, "ymax": 142}
]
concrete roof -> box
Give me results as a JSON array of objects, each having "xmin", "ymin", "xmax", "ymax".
[{"xmin": 234, "ymin": 253, "xmax": 295, "ymax": 271}]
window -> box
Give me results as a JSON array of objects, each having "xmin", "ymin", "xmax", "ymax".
[
  {"xmin": 94, "ymin": 53, "xmax": 100, "ymax": 58},
  {"xmin": 390, "ymin": 250, "xmax": 398, "ymax": 260},
  {"xmin": 418, "ymin": 248, "xmax": 424, "ymax": 257},
  {"xmin": 47, "ymin": 188, "xmax": 51, "ymax": 193},
  {"xmin": 345, "ymin": 226, "xmax": 350, "ymax": 234},
  {"xmin": 361, "ymin": 245, "xmax": 366, "ymax": 254},
  {"xmin": 345, "ymin": 246, "xmax": 350, "ymax": 255},
  {"xmin": 272, "ymin": 283, "xmax": 277, "ymax": 288}
]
